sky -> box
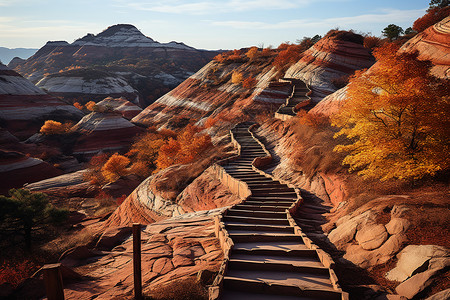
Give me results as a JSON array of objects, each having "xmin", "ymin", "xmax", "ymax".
[{"xmin": 0, "ymin": 0, "xmax": 429, "ymax": 50}]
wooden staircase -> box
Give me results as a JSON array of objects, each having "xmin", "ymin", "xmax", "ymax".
[{"xmin": 210, "ymin": 122, "xmax": 348, "ymax": 300}]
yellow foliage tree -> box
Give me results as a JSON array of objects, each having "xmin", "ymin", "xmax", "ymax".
[
  {"xmin": 332, "ymin": 43, "xmax": 450, "ymax": 180},
  {"xmin": 231, "ymin": 71, "xmax": 243, "ymax": 84},
  {"xmin": 246, "ymin": 46, "xmax": 259, "ymax": 60},
  {"xmin": 40, "ymin": 120, "xmax": 72, "ymax": 135},
  {"xmin": 101, "ymin": 153, "xmax": 130, "ymax": 183}
]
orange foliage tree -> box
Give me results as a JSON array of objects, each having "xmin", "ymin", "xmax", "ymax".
[
  {"xmin": 273, "ymin": 43, "xmax": 303, "ymax": 70},
  {"xmin": 332, "ymin": 43, "xmax": 450, "ymax": 180},
  {"xmin": 156, "ymin": 124, "xmax": 212, "ymax": 170},
  {"xmin": 73, "ymin": 102, "xmax": 84, "ymax": 110},
  {"xmin": 85, "ymin": 101, "xmax": 97, "ymax": 111},
  {"xmin": 413, "ymin": 5, "xmax": 450, "ymax": 32},
  {"xmin": 101, "ymin": 153, "xmax": 130, "ymax": 183},
  {"xmin": 40, "ymin": 120, "xmax": 72, "ymax": 135}
]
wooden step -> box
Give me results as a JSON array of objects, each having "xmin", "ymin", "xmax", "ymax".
[
  {"xmin": 223, "ymin": 215, "xmax": 290, "ymax": 226},
  {"xmin": 227, "ymin": 208, "xmax": 286, "ymax": 219}
]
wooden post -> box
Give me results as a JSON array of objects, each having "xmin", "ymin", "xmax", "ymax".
[
  {"xmin": 43, "ymin": 263, "xmax": 64, "ymax": 300},
  {"xmin": 133, "ymin": 223, "xmax": 142, "ymax": 300}
]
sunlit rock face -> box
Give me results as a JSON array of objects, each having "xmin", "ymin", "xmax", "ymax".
[
  {"xmin": 95, "ymin": 97, "xmax": 143, "ymax": 120},
  {"xmin": 400, "ymin": 16, "xmax": 450, "ymax": 79},
  {"xmin": 0, "ymin": 63, "xmax": 83, "ymax": 139},
  {"xmin": 36, "ymin": 70, "xmax": 141, "ymax": 106},
  {"xmin": 285, "ymin": 31, "xmax": 375, "ymax": 103},
  {"xmin": 63, "ymin": 210, "xmax": 224, "ymax": 299},
  {"xmin": 12, "ymin": 24, "xmax": 220, "ymax": 107},
  {"xmin": 0, "ymin": 150, "xmax": 63, "ymax": 195},
  {"xmin": 131, "ymin": 59, "xmax": 292, "ymax": 129},
  {"xmin": 71, "ymin": 112, "xmax": 144, "ymax": 156}
]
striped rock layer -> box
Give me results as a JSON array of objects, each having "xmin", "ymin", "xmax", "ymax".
[
  {"xmin": 36, "ymin": 72, "xmax": 140, "ymax": 105},
  {"xmin": 0, "ymin": 150, "xmax": 62, "ymax": 195},
  {"xmin": 96, "ymin": 97, "xmax": 143, "ymax": 120},
  {"xmin": 312, "ymin": 17, "xmax": 450, "ymax": 118},
  {"xmin": 285, "ymin": 34, "xmax": 374, "ymax": 103},
  {"xmin": 132, "ymin": 60, "xmax": 292, "ymax": 128},
  {"xmin": 71, "ymin": 112, "xmax": 144, "ymax": 156},
  {"xmin": 400, "ymin": 16, "xmax": 450, "ymax": 79},
  {"xmin": 12, "ymin": 25, "xmax": 219, "ymax": 107},
  {"xmin": 0, "ymin": 63, "xmax": 84, "ymax": 139}
]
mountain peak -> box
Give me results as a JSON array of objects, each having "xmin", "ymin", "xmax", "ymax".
[
  {"xmin": 72, "ymin": 24, "xmax": 174, "ymax": 48},
  {"xmin": 97, "ymin": 24, "xmax": 146, "ymax": 38}
]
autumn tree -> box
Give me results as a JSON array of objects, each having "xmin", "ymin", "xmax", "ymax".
[
  {"xmin": 332, "ymin": 43, "xmax": 450, "ymax": 180},
  {"xmin": 0, "ymin": 189, "xmax": 68, "ymax": 250},
  {"xmin": 73, "ymin": 102, "xmax": 84, "ymax": 110},
  {"xmin": 156, "ymin": 124, "xmax": 212, "ymax": 170},
  {"xmin": 246, "ymin": 46, "xmax": 259, "ymax": 60},
  {"xmin": 231, "ymin": 71, "xmax": 243, "ymax": 84},
  {"xmin": 413, "ymin": 5, "xmax": 450, "ymax": 32},
  {"xmin": 273, "ymin": 43, "xmax": 303, "ymax": 70},
  {"xmin": 40, "ymin": 120, "xmax": 72, "ymax": 135},
  {"xmin": 101, "ymin": 153, "xmax": 130, "ymax": 183},
  {"xmin": 85, "ymin": 101, "xmax": 97, "ymax": 111}
]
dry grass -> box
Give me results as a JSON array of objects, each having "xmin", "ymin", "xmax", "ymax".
[
  {"xmin": 288, "ymin": 121, "xmax": 347, "ymax": 178},
  {"xmin": 146, "ymin": 277, "xmax": 207, "ymax": 300}
]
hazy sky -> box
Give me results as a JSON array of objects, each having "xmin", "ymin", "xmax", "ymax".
[{"xmin": 0, "ymin": 0, "xmax": 428, "ymax": 50}]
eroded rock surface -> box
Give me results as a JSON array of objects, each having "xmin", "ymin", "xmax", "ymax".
[
  {"xmin": 285, "ymin": 32, "xmax": 374, "ymax": 103},
  {"xmin": 0, "ymin": 63, "xmax": 83, "ymax": 139},
  {"xmin": 63, "ymin": 210, "xmax": 224, "ymax": 299}
]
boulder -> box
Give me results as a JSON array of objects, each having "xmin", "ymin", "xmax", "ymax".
[
  {"xmin": 385, "ymin": 218, "xmax": 410, "ymax": 235},
  {"xmin": 385, "ymin": 245, "xmax": 449, "ymax": 282},
  {"xmin": 395, "ymin": 269, "xmax": 439, "ymax": 299},
  {"xmin": 425, "ymin": 288, "xmax": 450, "ymax": 300},
  {"xmin": 344, "ymin": 234, "xmax": 408, "ymax": 268},
  {"xmin": 355, "ymin": 224, "xmax": 388, "ymax": 250},
  {"xmin": 328, "ymin": 209, "xmax": 377, "ymax": 250}
]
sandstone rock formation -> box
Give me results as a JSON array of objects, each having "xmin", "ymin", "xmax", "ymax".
[
  {"xmin": 285, "ymin": 31, "xmax": 374, "ymax": 103},
  {"xmin": 327, "ymin": 204, "xmax": 411, "ymax": 268},
  {"xmin": 312, "ymin": 17, "xmax": 450, "ymax": 118},
  {"xmin": 0, "ymin": 150, "xmax": 63, "ymax": 195},
  {"xmin": 96, "ymin": 97, "xmax": 143, "ymax": 120},
  {"xmin": 36, "ymin": 69, "xmax": 140, "ymax": 106},
  {"xmin": 131, "ymin": 58, "xmax": 292, "ymax": 129},
  {"xmin": 0, "ymin": 63, "xmax": 83, "ymax": 139},
  {"xmin": 12, "ymin": 24, "xmax": 219, "ymax": 107},
  {"xmin": 400, "ymin": 16, "xmax": 450, "ymax": 79},
  {"xmin": 71, "ymin": 112, "xmax": 144, "ymax": 156},
  {"xmin": 105, "ymin": 165, "xmax": 240, "ymax": 227},
  {"xmin": 61, "ymin": 210, "xmax": 224, "ymax": 299}
]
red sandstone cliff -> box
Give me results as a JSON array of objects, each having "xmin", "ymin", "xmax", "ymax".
[
  {"xmin": 0, "ymin": 63, "xmax": 84, "ymax": 139},
  {"xmin": 285, "ymin": 31, "xmax": 375, "ymax": 103}
]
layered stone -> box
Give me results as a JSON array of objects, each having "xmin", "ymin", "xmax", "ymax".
[{"xmin": 285, "ymin": 35, "xmax": 374, "ymax": 103}]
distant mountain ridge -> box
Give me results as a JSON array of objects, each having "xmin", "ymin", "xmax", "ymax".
[
  {"xmin": 0, "ymin": 47, "xmax": 38, "ymax": 64},
  {"xmin": 11, "ymin": 24, "xmax": 221, "ymax": 107}
]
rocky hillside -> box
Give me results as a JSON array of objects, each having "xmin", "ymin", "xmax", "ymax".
[
  {"xmin": 0, "ymin": 63, "xmax": 83, "ymax": 139},
  {"xmin": 71, "ymin": 112, "xmax": 144, "ymax": 157},
  {"xmin": 0, "ymin": 150, "xmax": 63, "ymax": 195},
  {"xmin": 285, "ymin": 30, "xmax": 375, "ymax": 103},
  {"xmin": 132, "ymin": 54, "xmax": 292, "ymax": 129},
  {"xmin": 11, "ymin": 24, "xmax": 221, "ymax": 107},
  {"xmin": 312, "ymin": 16, "xmax": 450, "ymax": 117}
]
